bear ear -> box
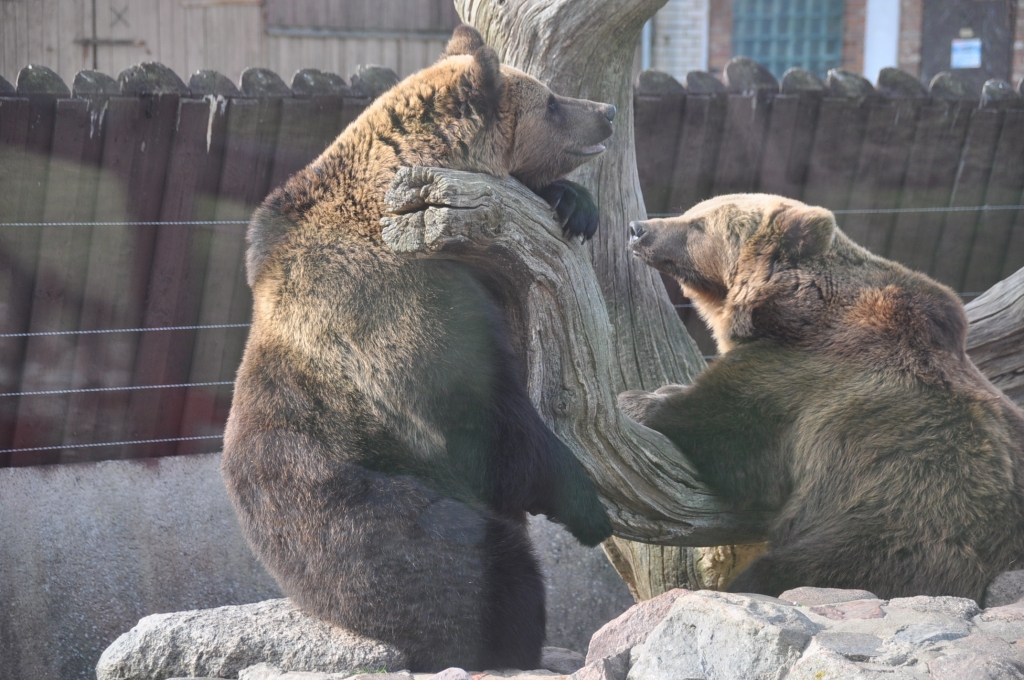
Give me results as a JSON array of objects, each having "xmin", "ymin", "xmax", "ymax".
[
  {"xmin": 468, "ymin": 45, "xmax": 501, "ymax": 97},
  {"xmin": 443, "ymin": 25, "xmax": 486, "ymax": 58},
  {"xmin": 770, "ymin": 203, "xmax": 836, "ymax": 259}
]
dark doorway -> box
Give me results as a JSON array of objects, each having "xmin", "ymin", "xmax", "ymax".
[{"xmin": 921, "ymin": 0, "xmax": 1016, "ymax": 95}]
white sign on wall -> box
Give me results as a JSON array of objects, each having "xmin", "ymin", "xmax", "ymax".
[{"xmin": 950, "ymin": 38, "xmax": 983, "ymax": 69}]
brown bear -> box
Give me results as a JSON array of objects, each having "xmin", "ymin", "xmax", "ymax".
[
  {"xmin": 619, "ymin": 193, "xmax": 1024, "ymax": 602},
  {"xmin": 222, "ymin": 26, "xmax": 614, "ymax": 672}
]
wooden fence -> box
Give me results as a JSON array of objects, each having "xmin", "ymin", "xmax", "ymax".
[{"xmin": 1, "ymin": 61, "xmax": 1023, "ymax": 467}]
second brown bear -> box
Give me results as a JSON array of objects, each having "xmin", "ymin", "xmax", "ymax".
[{"xmin": 620, "ymin": 194, "xmax": 1024, "ymax": 602}]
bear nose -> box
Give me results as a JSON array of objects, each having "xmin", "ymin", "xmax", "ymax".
[
  {"xmin": 629, "ymin": 221, "xmax": 644, "ymax": 243},
  {"xmin": 603, "ymin": 104, "xmax": 617, "ymax": 122}
]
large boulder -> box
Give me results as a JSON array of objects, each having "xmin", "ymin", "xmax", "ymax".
[{"xmin": 95, "ymin": 599, "xmax": 406, "ymax": 680}]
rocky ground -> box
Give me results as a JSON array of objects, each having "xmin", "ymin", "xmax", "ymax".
[{"xmin": 97, "ymin": 572, "xmax": 1024, "ymax": 680}]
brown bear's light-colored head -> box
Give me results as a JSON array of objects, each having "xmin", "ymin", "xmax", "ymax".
[
  {"xmin": 628, "ymin": 194, "xmax": 838, "ymax": 351},
  {"xmin": 419, "ymin": 25, "xmax": 616, "ymax": 190}
]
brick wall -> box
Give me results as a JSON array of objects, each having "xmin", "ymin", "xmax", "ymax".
[
  {"xmin": 651, "ymin": 0, "xmax": 711, "ymax": 78},
  {"xmin": 898, "ymin": 0, "xmax": 924, "ymax": 77},
  {"xmin": 842, "ymin": 0, "xmax": 867, "ymax": 73},
  {"xmin": 708, "ymin": 0, "xmax": 732, "ymax": 77}
]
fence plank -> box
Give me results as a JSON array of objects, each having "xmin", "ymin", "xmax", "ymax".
[
  {"xmin": 0, "ymin": 95, "xmax": 56, "ymax": 464},
  {"xmin": 932, "ymin": 108, "xmax": 1004, "ymax": 290},
  {"xmin": 176, "ymin": 97, "xmax": 281, "ymax": 456},
  {"xmin": 962, "ymin": 109, "xmax": 1024, "ymax": 292},
  {"xmin": 802, "ymin": 98, "xmax": 870, "ymax": 211},
  {"xmin": 757, "ymin": 92, "xmax": 821, "ymax": 200},
  {"xmin": 664, "ymin": 94, "xmax": 725, "ymax": 214},
  {"xmin": 888, "ymin": 102, "xmax": 973, "ymax": 277},
  {"xmin": 0, "ymin": 97, "xmax": 32, "ymax": 462},
  {"xmin": 121, "ymin": 98, "xmax": 225, "ymax": 459},
  {"xmin": 711, "ymin": 93, "xmax": 771, "ymax": 196},
  {"xmin": 10, "ymin": 99, "xmax": 93, "ymax": 465},
  {"xmin": 634, "ymin": 91, "xmax": 686, "ymax": 215},
  {"xmin": 842, "ymin": 99, "xmax": 922, "ymax": 256}
]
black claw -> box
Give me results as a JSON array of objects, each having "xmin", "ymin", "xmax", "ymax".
[{"xmin": 538, "ymin": 179, "xmax": 599, "ymax": 242}]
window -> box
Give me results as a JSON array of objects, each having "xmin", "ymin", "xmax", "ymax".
[{"xmin": 731, "ymin": 0, "xmax": 845, "ymax": 78}]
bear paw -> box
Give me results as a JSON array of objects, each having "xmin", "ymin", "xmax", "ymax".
[{"xmin": 538, "ymin": 179, "xmax": 599, "ymax": 241}]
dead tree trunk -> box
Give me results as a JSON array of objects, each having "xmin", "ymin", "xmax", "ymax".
[
  {"xmin": 966, "ymin": 266, "xmax": 1024, "ymax": 408},
  {"xmin": 445, "ymin": 0, "xmax": 766, "ymax": 599}
]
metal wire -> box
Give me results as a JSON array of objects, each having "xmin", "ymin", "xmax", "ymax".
[
  {"xmin": 0, "ymin": 434, "xmax": 223, "ymax": 455},
  {"xmin": 0, "ymin": 323, "xmax": 251, "ymax": 339},
  {"xmin": 0, "ymin": 220, "xmax": 249, "ymax": 227},
  {"xmin": 0, "ymin": 381, "xmax": 234, "ymax": 399},
  {"xmin": 648, "ymin": 204, "xmax": 1024, "ymax": 219}
]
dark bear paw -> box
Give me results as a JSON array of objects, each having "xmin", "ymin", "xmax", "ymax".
[{"xmin": 538, "ymin": 179, "xmax": 599, "ymax": 241}]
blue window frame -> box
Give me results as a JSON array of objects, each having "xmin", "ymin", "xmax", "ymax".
[{"xmin": 731, "ymin": 0, "xmax": 846, "ymax": 79}]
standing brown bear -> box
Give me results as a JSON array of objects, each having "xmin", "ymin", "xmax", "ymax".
[
  {"xmin": 223, "ymin": 26, "xmax": 614, "ymax": 672},
  {"xmin": 620, "ymin": 194, "xmax": 1024, "ymax": 602}
]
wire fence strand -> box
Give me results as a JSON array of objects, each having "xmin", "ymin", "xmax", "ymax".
[
  {"xmin": 0, "ymin": 220, "xmax": 250, "ymax": 227},
  {"xmin": 0, "ymin": 434, "xmax": 224, "ymax": 455},
  {"xmin": 0, "ymin": 381, "xmax": 234, "ymax": 399},
  {"xmin": 648, "ymin": 204, "xmax": 1024, "ymax": 219},
  {"xmin": 0, "ymin": 323, "xmax": 251, "ymax": 339}
]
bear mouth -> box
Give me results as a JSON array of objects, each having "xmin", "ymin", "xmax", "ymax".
[{"xmin": 572, "ymin": 143, "xmax": 606, "ymax": 156}]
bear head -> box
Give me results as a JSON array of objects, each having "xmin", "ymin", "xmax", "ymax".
[
  {"xmin": 627, "ymin": 194, "xmax": 838, "ymax": 352},
  {"xmin": 379, "ymin": 25, "xmax": 616, "ymax": 192}
]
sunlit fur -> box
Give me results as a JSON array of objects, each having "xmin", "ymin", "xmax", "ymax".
[
  {"xmin": 223, "ymin": 26, "xmax": 614, "ymax": 672},
  {"xmin": 621, "ymin": 194, "xmax": 1024, "ymax": 601}
]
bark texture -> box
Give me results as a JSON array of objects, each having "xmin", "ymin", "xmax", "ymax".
[
  {"xmin": 450, "ymin": 0, "xmax": 759, "ymax": 598},
  {"xmin": 966, "ymin": 267, "xmax": 1024, "ymax": 409}
]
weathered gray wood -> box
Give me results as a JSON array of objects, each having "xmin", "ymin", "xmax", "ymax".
[
  {"xmin": 454, "ymin": 0, "xmax": 764, "ymax": 599},
  {"xmin": 966, "ymin": 266, "xmax": 1024, "ymax": 407}
]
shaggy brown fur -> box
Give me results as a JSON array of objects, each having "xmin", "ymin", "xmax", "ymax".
[
  {"xmin": 619, "ymin": 194, "xmax": 1024, "ymax": 601},
  {"xmin": 224, "ymin": 26, "xmax": 614, "ymax": 672}
]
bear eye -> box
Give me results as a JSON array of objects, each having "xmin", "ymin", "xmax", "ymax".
[
  {"xmin": 547, "ymin": 96, "xmax": 558, "ymax": 113},
  {"xmin": 688, "ymin": 219, "xmax": 705, "ymax": 232}
]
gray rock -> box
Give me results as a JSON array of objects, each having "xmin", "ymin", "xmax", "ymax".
[
  {"xmin": 346, "ymin": 674, "xmax": 416, "ymax": 680},
  {"xmin": 779, "ymin": 587, "xmax": 877, "ymax": 607},
  {"xmin": 430, "ymin": 669, "xmax": 473, "ymax": 680},
  {"xmin": 886, "ymin": 596, "xmax": 980, "ymax": 620},
  {"xmin": 540, "ymin": 647, "xmax": 585, "ymax": 675},
  {"xmin": 571, "ymin": 654, "xmax": 628, "ymax": 680},
  {"xmin": 974, "ymin": 601, "xmax": 1024, "ymax": 642},
  {"xmin": 826, "ymin": 68, "xmax": 875, "ymax": 99},
  {"xmin": 635, "ymin": 70, "xmax": 684, "ymax": 95},
  {"xmin": 585, "ymin": 588, "xmax": 686, "ymax": 664},
  {"xmin": 117, "ymin": 62, "xmax": 189, "ymax": 96},
  {"xmin": 981, "ymin": 79, "xmax": 1019, "ymax": 109},
  {"xmin": 0, "ymin": 74, "xmax": 14, "ymax": 95},
  {"xmin": 626, "ymin": 591, "xmax": 817, "ymax": 680},
  {"xmin": 239, "ymin": 662, "xmax": 358, "ymax": 679},
  {"xmin": 780, "ymin": 68, "xmax": 825, "ymax": 94},
  {"xmin": 893, "ymin": 622, "xmax": 970, "ymax": 646},
  {"xmin": 16, "ymin": 64, "xmax": 70, "ymax": 97},
  {"xmin": 73, "ymin": 70, "xmax": 120, "ymax": 98},
  {"xmin": 291, "ymin": 68, "xmax": 348, "ymax": 97},
  {"xmin": 986, "ymin": 570, "xmax": 1024, "ymax": 607},
  {"xmin": 808, "ymin": 599, "xmax": 885, "ymax": 621},
  {"xmin": 929, "ymin": 71, "xmax": 976, "ymax": 100},
  {"xmin": 241, "ymin": 68, "xmax": 292, "ymax": 97},
  {"xmin": 929, "ymin": 650, "xmax": 1024, "ymax": 680},
  {"xmin": 876, "ymin": 67, "xmax": 928, "ymax": 98},
  {"xmin": 724, "ymin": 56, "xmax": 778, "ymax": 94},
  {"xmin": 95, "ymin": 599, "xmax": 406, "ymax": 680},
  {"xmin": 189, "ymin": 70, "xmax": 240, "ymax": 97},
  {"xmin": 350, "ymin": 65, "xmax": 400, "ymax": 99},
  {"xmin": 813, "ymin": 632, "xmax": 882, "ymax": 661},
  {"xmin": 685, "ymin": 71, "xmax": 724, "ymax": 94},
  {"xmin": 787, "ymin": 648, "xmax": 926, "ymax": 679}
]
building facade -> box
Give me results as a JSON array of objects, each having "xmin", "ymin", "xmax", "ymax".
[{"xmin": 648, "ymin": 0, "xmax": 1024, "ymax": 89}]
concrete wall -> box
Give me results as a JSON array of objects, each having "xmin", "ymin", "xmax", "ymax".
[{"xmin": 0, "ymin": 454, "xmax": 633, "ymax": 680}]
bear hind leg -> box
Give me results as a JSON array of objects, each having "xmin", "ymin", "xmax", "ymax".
[{"xmin": 479, "ymin": 517, "xmax": 546, "ymax": 671}]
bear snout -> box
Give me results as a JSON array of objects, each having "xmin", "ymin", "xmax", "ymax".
[{"xmin": 629, "ymin": 221, "xmax": 646, "ymax": 244}]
